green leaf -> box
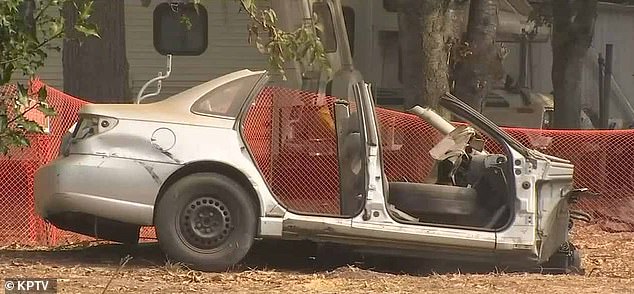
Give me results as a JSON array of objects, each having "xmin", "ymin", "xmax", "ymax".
[
  {"xmin": 0, "ymin": 144, "xmax": 8, "ymax": 156},
  {"xmin": 20, "ymin": 120, "xmax": 44, "ymax": 133},
  {"xmin": 75, "ymin": 23, "xmax": 100, "ymax": 38},
  {"xmin": 14, "ymin": 135, "xmax": 30, "ymax": 147},
  {"xmin": 1, "ymin": 65, "xmax": 14, "ymax": 84},
  {"xmin": 179, "ymin": 15, "xmax": 193, "ymax": 31},
  {"xmin": 255, "ymin": 40, "xmax": 267, "ymax": 54},
  {"xmin": 49, "ymin": 20, "xmax": 63, "ymax": 36},
  {"xmin": 38, "ymin": 105, "xmax": 57, "ymax": 117},
  {"xmin": 5, "ymin": 132, "xmax": 30, "ymax": 148},
  {"xmin": 38, "ymin": 86, "xmax": 47, "ymax": 101},
  {"xmin": 17, "ymin": 83, "xmax": 29, "ymax": 106},
  {"xmin": 78, "ymin": 1, "xmax": 94, "ymax": 20}
]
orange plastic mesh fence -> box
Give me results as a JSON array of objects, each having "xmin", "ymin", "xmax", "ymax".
[
  {"xmin": 243, "ymin": 86, "xmax": 341, "ymax": 215},
  {"xmin": 373, "ymin": 108, "xmax": 634, "ymax": 232},
  {"xmin": 0, "ymin": 80, "xmax": 156, "ymax": 246},
  {"xmin": 1, "ymin": 83, "xmax": 633, "ymax": 246},
  {"xmin": 0, "ymin": 79, "xmax": 86, "ymax": 245}
]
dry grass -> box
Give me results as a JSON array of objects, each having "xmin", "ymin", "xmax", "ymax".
[{"xmin": 0, "ymin": 224, "xmax": 632, "ymax": 294}]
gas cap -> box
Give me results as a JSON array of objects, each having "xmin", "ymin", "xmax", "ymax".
[{"xmin": 151, "ymin": 128, "xmax": 176, "ymax": 151}]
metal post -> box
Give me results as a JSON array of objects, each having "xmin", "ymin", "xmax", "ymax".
[
  {"xmin": 518, "ymin": 31, "xmax": 528, "ymax": 88},
  {"xmin": 598, "ymin": 53, "xmax": 604, "ymax": 120},
  {"xmin": 601, "ymin": 44, "xmax": 613, "ymax": 129}
]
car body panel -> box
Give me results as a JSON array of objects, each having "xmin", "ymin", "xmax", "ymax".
[
  {"xmin": 535, "ymin": 160, "xmax": 576, "ymax": 262},
  {"xmin": 283, "ymin": 214, "xmax": 495, "ymax": 249},
  {"xmin": 38, "ymin": 120, "xmax": 285, "ymax": 224},
  {"xmin": 36, "ymin": 70, "xmax": 281, "ymax": 226},
  {"xmin": 34, "ymin": 154, "xmax": 173, "ymax": 225}
]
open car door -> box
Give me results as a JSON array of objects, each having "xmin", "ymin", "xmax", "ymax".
[{"xmin": 334, "ymin": 90, "xmax": 368, "ymax": 215}]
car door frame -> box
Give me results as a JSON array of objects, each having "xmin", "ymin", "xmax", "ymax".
[{"xmin": 349, "ymin": 86, "xmax": 501, "ymax": 252}]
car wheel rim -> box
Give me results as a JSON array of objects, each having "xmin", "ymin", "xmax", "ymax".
[{"xmin": 179, "ymin": 196, "xmax": 233, "ymax": 250}]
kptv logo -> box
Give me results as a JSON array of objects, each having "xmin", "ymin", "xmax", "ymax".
[{"xmin": 4, "ymin": 278, "xmax": 57, "ymax": 293}]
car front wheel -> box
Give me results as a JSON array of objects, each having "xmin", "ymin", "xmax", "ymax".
[{"xmin": 155, "ymin": 172, "xmax": 257, "ymax": 271}]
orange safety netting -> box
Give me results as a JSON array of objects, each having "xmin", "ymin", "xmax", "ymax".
[
  {"xmin": 0, "ymin": 80, "xmax": 156, "ymax": 246},
  {"xmin": 1, "ymin": 82, "xmax": 633, "ymax": 246},
  {"xmin": 244, "ymin": 86, "xmax": 634, "ymax": 232},
  {"xmin": 242, "ymin": 86, "xmax": 341, "ymax": 215},
  {"xmin": 1, "ymin": 79, "xmax": 85, "ymax": 245}
]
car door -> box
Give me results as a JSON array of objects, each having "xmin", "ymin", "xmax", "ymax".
[{"xmin": 334, "ymin": 81, "xmax": 370, "ymax": 216}]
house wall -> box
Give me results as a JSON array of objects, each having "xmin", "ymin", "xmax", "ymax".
[
  {"xmin": 21, "ymin": 1, "xmax": 266, "ymax": 100},
  {"xmin": 126, "ymin": 1, "xmax": 266, "ymax": 100}
]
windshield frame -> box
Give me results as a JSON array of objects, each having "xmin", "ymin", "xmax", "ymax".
[{"xmin": 439, "ymin": 93, "xmax": 530, "ymax": 157}]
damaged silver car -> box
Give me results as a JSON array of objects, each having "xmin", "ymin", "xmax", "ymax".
[{"xmin": 34, "ymin": 1, "xmax": 586, "ymax": 273}]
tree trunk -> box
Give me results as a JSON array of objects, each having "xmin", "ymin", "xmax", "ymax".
[
  {"xmin": 419, "ymin": 1, "xmax": 453, "ymax": 110},
  {"xmin": 397, "ymin": 0, "xmax": 454, "ymax": 110},
  {"xmin": 452, "ymin": 0, "xmax": 498, "ymax": 111},
  {"xmin": 397, "ymin": 0, "xmax": 424, "ymax": 109},
  {"xmin": 63, "ymin": 0, "xmax": 130, "ymax": 103},
  {"xmin": 551, "ymin": 0, "xmax": 598, "ymax": 129},
  {"xmin": 20, "ymin": 0, "xmax": 36, "ymax": 36}
]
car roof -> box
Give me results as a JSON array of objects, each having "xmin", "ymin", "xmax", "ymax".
[{"xmin": 160, "ymin": 69, "xmax": 266, "ymax": 107}]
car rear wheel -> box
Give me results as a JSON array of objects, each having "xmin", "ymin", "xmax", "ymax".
[{"xmin": 155, "ymin": 172, "xmax": 257, "ymax": 271}]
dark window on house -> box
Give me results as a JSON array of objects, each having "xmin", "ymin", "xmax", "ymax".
[
  {"xmin": 383, "ymin": 0, "xmax": 398, "ymax": 12},
  {"xmin": 313, "ymin": 2, "xmax": 337, "ymax": 53},
  {"xmin": 398, "ymin": 46, "xmax": 403, "ymax": 83},
  {"xmin": 191, "ymin": 75, "xmax": 261, "ymax": 117},
  {"xmin": 342, "ymin": 6, "xmax": 355, "ymax": 57},
  {"xmin": 153, "ymin": 3, "xmax": 208, "ymax": 56}
]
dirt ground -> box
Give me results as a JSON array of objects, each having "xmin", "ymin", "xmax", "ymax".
[{"xmin": 1, "ymin": 224, "xmax": 632, "ymax": 294}]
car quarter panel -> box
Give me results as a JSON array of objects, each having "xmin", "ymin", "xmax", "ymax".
[
  {"xmin": 144, "ymin": 120, "xmax": 281, "ymax": 219},
  {"xmin": 60, "ymin": 117, "xmax": 279, "ymax": 224},
  {"xmin": 68, "ymin": 118, "xmax": 234, "ymax": 162},
  {"xmin": 34, "ymin": 154, "xmax": 176, "ymax": 225}
]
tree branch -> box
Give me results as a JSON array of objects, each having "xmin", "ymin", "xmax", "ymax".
[
  {"xmin": 6, "ymin": 103, "xmax": 40, "ymax": 125},
  {"xmin": 0, "ymin": 31, "xmax": 63, "ymax": 66},
  {"xmin": 34, "ymin": 0, "xmax": 56, "ymax": 22}
]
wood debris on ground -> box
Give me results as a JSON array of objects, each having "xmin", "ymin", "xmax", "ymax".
[{"xmin": 0, "ymin": 224, "xmax": 632, "ymax": 293}]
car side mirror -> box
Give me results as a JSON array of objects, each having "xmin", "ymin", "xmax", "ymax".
[{"xmin": 153, "ymin": 2, "xmax": 208, "ymax": 56}]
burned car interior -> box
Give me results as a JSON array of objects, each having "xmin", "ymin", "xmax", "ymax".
[
  {"xmin": 385, "ymin": 124, "xmax": 513, "ymax": 230},
  {"xmin": 376, "ymin": 94, "xmax": 514, "ymax": 230}
]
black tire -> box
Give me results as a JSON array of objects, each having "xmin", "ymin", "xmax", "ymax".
[{"xmin": 154, "ymin": 172, "xmax": 257, "ymax": 272}]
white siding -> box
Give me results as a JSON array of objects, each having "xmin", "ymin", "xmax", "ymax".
[
  {"xmin": 32, "ymin": 39, "xmax": 64, "ymax": 89},
  {"xmin": 125, "ymin": 1, "xmax": 266, "ymax": 99},
  {"xmin": 19, "ymin": 1, "xmax": 634, "ymax": 122},
  {"xmin": 15, "ymin": 1, "xmax": 267, "ymax": 100}
]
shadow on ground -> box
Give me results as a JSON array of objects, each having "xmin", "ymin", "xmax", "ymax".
[{"xmin": 0, "ymin": 239, "xmax": 530, "ymax": 276}]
